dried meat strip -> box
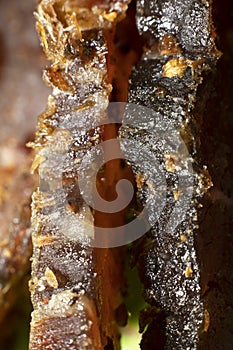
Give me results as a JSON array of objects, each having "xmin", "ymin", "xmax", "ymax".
[
  {"xmin": 120, "ymin": 0, "xmax": 219, "ymax": 349},
  {"xmin": 29, "ymin": 1, "xmax": 130, "ymax": 349}
]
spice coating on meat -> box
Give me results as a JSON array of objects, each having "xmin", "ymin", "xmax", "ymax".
[{"xmin": 29, "ymin": 1, "xmax": 130, "ymax": 349}]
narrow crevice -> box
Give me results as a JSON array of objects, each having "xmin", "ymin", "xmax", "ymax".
[
  {"xmin": 93, "ymin": 1, "xmax": 145, "ymax": 349},
  {"xmin": 109, "ymin": 0, "xmax": 144, "ymax": 103}
]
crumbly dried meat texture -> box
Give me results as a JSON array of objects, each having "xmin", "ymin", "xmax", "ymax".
[
  {"xmin": 136, "ymin": 0, "xmax": 217, "ymax": 57},
  {"xmin": 29, "ymin": 1, "xmax": 129, "ymax": 349},
  {"xmin": 120, "ymin": 0, "xmax": 219, "ymax": 349}
]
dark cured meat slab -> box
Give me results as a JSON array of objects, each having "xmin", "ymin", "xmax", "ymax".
[
  {"xmin": 119, "ymin": 0, "xmax": 219, "ymax": 349},
  {"xmin": 136, "ymin": 0, "xmax": 216, "ymax": 57}
]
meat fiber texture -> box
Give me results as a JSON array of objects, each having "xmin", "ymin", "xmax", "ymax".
[
  {"xmin": 29, "ymin": 1, "xmax": 129, "ymax": 349},
  {"xmin": 119, "ymin": 0, "xmax": 219, "ymax": 349}
]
